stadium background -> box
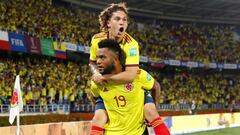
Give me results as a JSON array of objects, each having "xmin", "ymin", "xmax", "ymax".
[{"xmin": 0, "ymin": 0, "xmax": 240, "ymax": 134}]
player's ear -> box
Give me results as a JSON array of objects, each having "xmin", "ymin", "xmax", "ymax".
[
  {"xmin": 113, "ymin": 54, "xmax": 119, "ymax": 63},
  {"xmin": 113, "ymin": 55, "xmax": 118, "ymax": 61}
]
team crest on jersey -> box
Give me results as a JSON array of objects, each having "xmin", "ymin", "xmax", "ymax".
[{"xmin": 124, "ymin": 83, "xmax": 134, "ymax": 92}]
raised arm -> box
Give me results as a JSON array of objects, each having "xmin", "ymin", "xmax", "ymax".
[
  {"xmin": 151, "ymin": 80, "xmax": 161, "ymax": 109},
  {"xmin": 89, "ymin": 61, "xmax": 100, "ymax": 75},
  {"xmin": 89, "ymin": 35, "xmax": 108, "ymax": 85},
  {"xmin": 89, "ymin": 61, "xmax": 107, "ymax": 85}
]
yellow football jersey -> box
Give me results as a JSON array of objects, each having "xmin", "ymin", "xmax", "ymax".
[
  {"xmin": 91, "ymin": 69, "xmax": 154, "ymax": 135},
  {"xmin": 90, "ymin": 32, "xmax": 139, "ymax": 66}
]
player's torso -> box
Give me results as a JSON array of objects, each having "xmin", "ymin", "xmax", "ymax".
[
  {"xmin": 100, "ymin": 79, "xmax": 146, "ymax": 135},
  {"xmin": 92, "ymin": 32, "xmax": 137, "ymax": 56},
  {"xmin": 99, "ymin": 81, "xmax": 144, "ymax": 112}
]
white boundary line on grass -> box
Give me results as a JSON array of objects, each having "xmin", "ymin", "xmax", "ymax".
[{"xmin": 171, "ymin": 124, "xmax": 240, "ymax": 135}]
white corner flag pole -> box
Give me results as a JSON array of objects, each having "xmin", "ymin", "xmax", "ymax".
[
  {"xmin": 17, "ymin": 113, "xmax": 20, "ymax": 135},
  {"xmin": 9, "ymin": 75, "xmax": 23, "ymax": 135},
  {"xmin": 16, "ymin": 75, "xmax": 22, "ymax": 135}
]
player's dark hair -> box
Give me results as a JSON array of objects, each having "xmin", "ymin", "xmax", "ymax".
[
  {"xmin": 99, "ymin": 2, "xmax": 128, "ymax": 32},
  {"xmin": 98, "ymin": 39, "xmax": 126, "ymax": 66}
]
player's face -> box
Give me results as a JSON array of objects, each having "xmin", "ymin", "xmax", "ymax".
[
  {"xmin": 96, "ymin": 48, "xmax": 115, "ymax": 75},
  {"xmin": 107, "ymin": 10, "xmax": 128, "ymax": 41}
]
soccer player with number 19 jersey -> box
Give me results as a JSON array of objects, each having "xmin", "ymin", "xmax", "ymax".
[
  {"xmin": 89, "ymin": 3, "xmax": 170, "ymax": 135},
  {"xmin": 91, "ymin": 69, "xmax": 154, "ymax": 135},
  {"xmin": 91, "ymin": 39, "xmax": 155, "ymax": 135}
]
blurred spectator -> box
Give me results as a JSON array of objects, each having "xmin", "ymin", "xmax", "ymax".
[
  {"xmin": 0, "ymin": 0, "xmax": 239, "ymax": 63},
  {"xmin": 1, "ymin": 0, "xmax": 240, "ymax": 109},
  {"xmin": 0, "ymin": 54, "xmax": 91, "ymax": 106}
]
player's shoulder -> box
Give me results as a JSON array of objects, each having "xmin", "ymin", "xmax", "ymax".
[
  {"xmin": 92, "ymin": 32, "xmax": 108, "ymax": 39},
  {"xmin": 91, "ymin": 81, "xmax": 106, "ymax": 90},
  {"xmin": 138, "ymin": 69, "xmax": 148, "ymax": 76},
  {"xmin": 135, "ymin": 69, "xmax": 144, "ymax": 79},
  {"xmin": 90, "ymin": 81, "xmax": 98, "ymax": 89},
  {"xmin": 137, "ymin": 69, "xmax": 153, "ymax": 81},
  {"xmin": 123, "ymin": 32, "xmax": 138, "ymax": 45}
]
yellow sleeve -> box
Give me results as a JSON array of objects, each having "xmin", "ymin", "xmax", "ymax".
[
  {"xmin": 124, "ymin": 40, "xmax": 139, "ymax": 66},
  {"xmin": 89, "ymin": 38, "xmax": 98, "ymax": 62},
  {"xmin": 90, "ymin": 33, "xmax": 107, "ymax": 62},
  {"xmin": 138, "ymin": 69, "xmax": 154, "ymax": 90},
  {"xmin": 90, "ymin": 81, "xmax": 100, "ymax": 97}
]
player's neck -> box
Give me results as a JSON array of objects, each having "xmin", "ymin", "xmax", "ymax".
[
  {"xmin": 108, "ymin": 33, "xmax": 123, "ymax": 43},
  {"xmin": 111, "ymin": 64, "xmax": 123, "ymax": 74},
  {"xmin": 109, "ymin": 37, "xmax": 122, "ymax": 43}
]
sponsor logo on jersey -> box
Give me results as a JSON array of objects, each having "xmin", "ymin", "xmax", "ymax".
[
  {"xmin": 146, "ymin": 73, "xmax": 152, "ymax": 81},
  {"xmin": 129, "ymin": 48, "xmax": 137, "ymax": 56}
]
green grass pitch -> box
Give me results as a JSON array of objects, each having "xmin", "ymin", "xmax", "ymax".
[{"xmin": 185, "ymin": 127, "xmax": 240, "ymax": 135}]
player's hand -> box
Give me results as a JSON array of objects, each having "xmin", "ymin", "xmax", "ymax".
[
  {"xmin": 92, "ymin": 73, "xmax": 107, "ymax": 85},
  {"xmin": 102, "ymin": 74, "xmax": 113, "ymax": 81}
]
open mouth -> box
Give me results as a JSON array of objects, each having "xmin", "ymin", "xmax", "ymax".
[{"xmin": 119, "ymin": 27, "xmax": 124, "ymax": 32}]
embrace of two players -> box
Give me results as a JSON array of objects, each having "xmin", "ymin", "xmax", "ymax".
[{"xmin": 88, "ymin": 2, "xmax": 170, "ymax": 135}]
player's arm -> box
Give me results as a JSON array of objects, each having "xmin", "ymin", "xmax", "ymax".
[
  {"xmin": 103, "ymin": 66, "xmax": 138, "ymax": 84},
  {"xmin": 89, "ymin": 61, "xmax": 107, "ymax": 85},
  {"xmin": 89, "ymin": 37, "xmax": 107, "ymax": 85},
  {"xmin": 89, "ymin": 61, "xmax": 99, "ymax": 75},
  {"xmin": 88, "ymin": 81, "xmax": 100, "ymax": 105},
  {"xmin": 89, "ymin": 37, "xmax": 99, "ymax": 75},
  {"xmin": 151, "ymin": 80, "xmax": 161, "ymax": 109},
  {"xmin": 140, "ymin": 69, "xmax": 161, "ymax": 108}
]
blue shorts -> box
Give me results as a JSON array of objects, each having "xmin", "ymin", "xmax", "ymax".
[
  {"xmin": 95, "ymin": 97, "xmax": 105, "ymax": 110},
  {"xmin": 95, "ymin": 91, "xmax": 154, "ymax": 110}
]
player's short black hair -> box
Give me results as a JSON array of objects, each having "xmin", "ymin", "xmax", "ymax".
[{"xmin": 98, "ymin": 39, "xmax": 126, "ymax": 66}]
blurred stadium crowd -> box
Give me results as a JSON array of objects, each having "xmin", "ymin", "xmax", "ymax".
[
  {"xmin": 1, "ymin": 0, "xmax": 240, "ymax": 63},
  {"xmin": 0, "ymin": 0, "xmax": 240, "ymax": 109},
  {"xmin": 0, "ymin": 55, "xmax": 91, "ymax": 107}
]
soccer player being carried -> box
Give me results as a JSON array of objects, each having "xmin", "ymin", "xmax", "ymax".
[
  {"xmin": 89, "ymin": 3, "xmax": 169, "ymax": 135},
  {"xmin": 90, "ymin": 39, "xmax": 169, "ymax": 135}
]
